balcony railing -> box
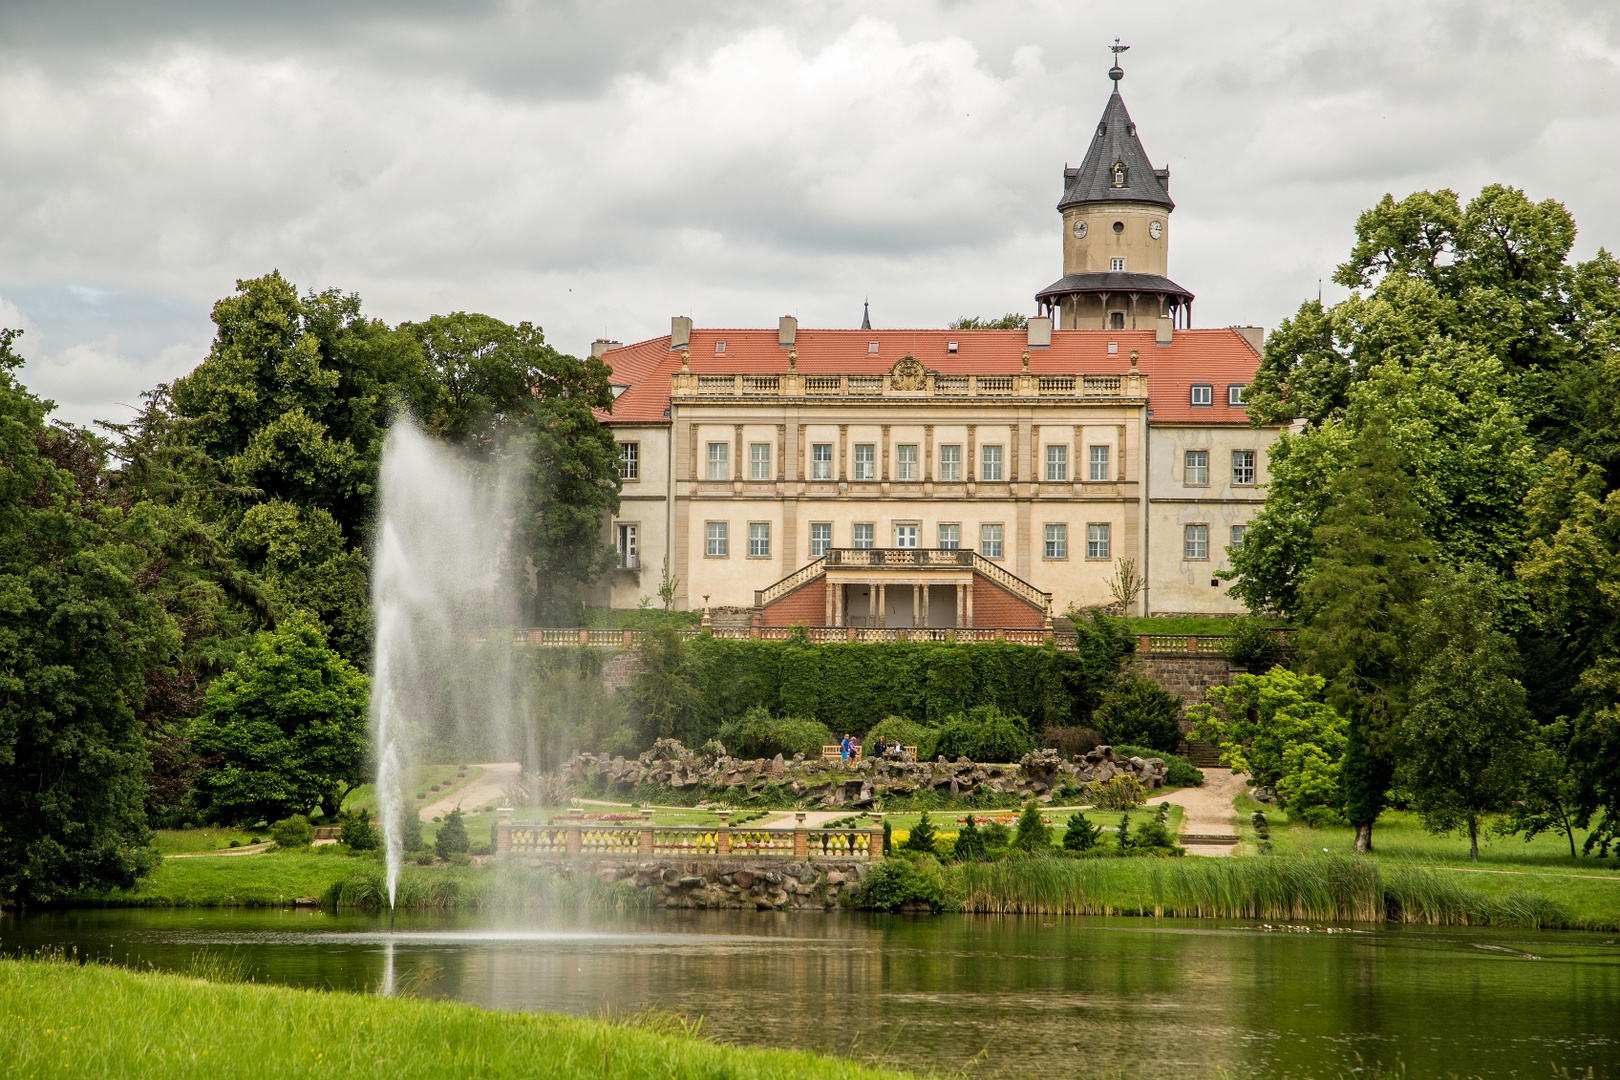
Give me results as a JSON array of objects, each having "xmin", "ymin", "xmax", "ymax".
[{"xmin": 673, "ymin": 370, "xmax": 1145, "ymax": 401}]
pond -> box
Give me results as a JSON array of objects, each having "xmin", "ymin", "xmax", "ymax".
[{"xmin": 4, "ymin": 907, "xmax": 1617, "ymax": 1079}]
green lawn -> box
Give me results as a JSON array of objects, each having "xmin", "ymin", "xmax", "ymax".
[
  {"xmin": 0, "ymin": 957, "xmax": 912, "ymax": 1080},
  {"xmin": 583, "ymin": 606, "xmax": 703, "ymax": 629},
  {"xmin": 151, "ymin": 828, "xmax": 263, "ymax": 855},
  {"xmin": 343, "ymin": 764, "xmax": 479, "ymax": 817},
  {"xmin": 90, "ymin": 848, "xmax": 384, "ymax": 907}
]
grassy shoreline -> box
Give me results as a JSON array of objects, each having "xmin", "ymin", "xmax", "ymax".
[{"xmin": 0, "ymin": 956, "xmax": 913, "ymax": 1080}]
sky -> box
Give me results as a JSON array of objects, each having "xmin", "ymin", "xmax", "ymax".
[{"xmin": 2, "ymin": 0, "xmax": 1616, "ymax": 429}]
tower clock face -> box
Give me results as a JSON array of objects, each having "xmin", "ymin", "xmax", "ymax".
[
  {"xmin": 1149, "ymin": 220, "xmax": 1163, "ymax": 239},
  {"xmin": 1072, "ymin": 219, "xmax": 1088, "ymax": 239}
]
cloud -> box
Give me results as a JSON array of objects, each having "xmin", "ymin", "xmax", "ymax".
[{"xmin": 1, "ymin": 0, "xmax": 1617, "ymax": 427}]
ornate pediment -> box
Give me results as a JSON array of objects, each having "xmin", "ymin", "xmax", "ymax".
[{"xmin": 889, "ymin": 353, "xmax": 927, "ymax": 391}]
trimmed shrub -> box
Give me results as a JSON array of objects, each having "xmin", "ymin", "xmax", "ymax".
[
  {"xmin": 1131, "ymin": 804, "xmax": 1180, "ymax": 852},
  {"xmin": 1094, "ymin": 674, "xmax": 1183, "ymax": 752},
  {"xmin": 715, "ymin": 706, "xmax": 832, "ymax": 760},
  {"xmin": 434, "ymin": 808, "xmax": 470, "ymax": 860},
  {"xmin": 1012, "ymin": 801, "xmax": 1052, "ymax": 851},
  {"xmin": 1222, "ymin": 616, "xmax": 1286, "ymax": 673},
  {"xmin": 862, "ymin": 716, "xmax": 937, "ymax": 759},
  {"xmin": 858, "ymin": 856, "xmax": 944, "ymax": 911},
  {"xmin": 270, "ymin": 815, "xmax": 313, "ymax": 850},
  {"xmin": 932, "ymin": 705, "xmax": 1034, "ymax": 763}
]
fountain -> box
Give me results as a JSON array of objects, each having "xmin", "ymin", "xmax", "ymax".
[{"xmin": 369, "ymin": 419, "xmax": 525, "ymax": 915}]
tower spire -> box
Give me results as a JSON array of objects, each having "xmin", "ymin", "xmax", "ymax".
[
  {"xmin": 1108, "ymin": 38, "xmax": 1128, "ymax": 86},
  {"xmin": 860, "ymin": 298, "xmax": 871, "ymax": 331}
]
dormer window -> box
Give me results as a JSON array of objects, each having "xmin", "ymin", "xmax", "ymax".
[
  {"xmin": 1111, "ymin": 160, "xmax": 1128, "ymax": 187},
  {"xmin": 714, "ymin": 340, "xmax": 726, "ymax": 353}
]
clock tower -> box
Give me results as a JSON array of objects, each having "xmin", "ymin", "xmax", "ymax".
[{"xmin": 1036, "ymin": 55, "xmax": 1194, "ymax": 330}]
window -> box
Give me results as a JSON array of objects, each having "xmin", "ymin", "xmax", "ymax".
[
  {"xmin": 1228, "ymin": 383, "xmax": 1247, "ymax": 406},
  {"xmin": 1045, "ymin": 445, "xmax": 1068, "ymax": 482},
  {"xmin": 1232, "ymin": 449, "xmax": 1256, "ymax": 486},
  {"xmin": 853, "ymin": 443, "xmax": 875, "ymax": 480},
  {"xmin": 1088, "ymin": 444, "xmax": 1111, "ymax": 482},
  {"xmin": 980, "ymin": 444, "xmax": 1003, "ymax": 481},
  {"xmin": 980, "ymin": 524, "xmax": 1004, "ymax": 558},
  {"xmin": 1184, "ymin": 524, "xmax": 1209, "ymax": 560},
  {"xmin": 706, "ymin": 442, "xmax": 729, "ymax": 480},
  {"xmin": 1087, "ymin": 523, "xmax": 1111, "ymax": 560},
  {"xmin": 1230, "ymin": 524, "xmax": 1248, "ymax": 549},
  {"xmin": 896, "ymin": 444, "xmax": 918, "ymax": 481},
  {"xmin": 714, "ymin": 340, "xmax": 726, "ymax": 353},
  {"xmin": 617, "ymin": 523, "xmax": 638, "ymax": 569},
  {"xmin": 868, "ymin": 341, "xmax": 879, "ymax": 354},
  {"xmin": 895, "ymin": 524, "xmax": 918, "ymax": 548},
  {"xmin": 618, "ymin": 442, "xmax": 639, "ymax": 480},
  {"xmin": 939, "ymin": 444, "xmax": 961, "ymax": 481},
  {"xmin": 1185, "ymin": 449, "xmax": 1209, "ymax": 486},
  {"xmin": 810, "ymin": 522, "xmax": 832, "ymax": 558},
  {"xmin": 1190, "ymin": 384, "xmax": 1214, "ymax": 407},
  {"xmin": 811, "ymin": 443, "xmax": 833, "ymax": 480},
  {"xmin": 1044, "ymin": 523, "xmax": 1068, "ymax": 560},
  {"xmin": 749, "ymin": 442, "xmax": 771, "ymax": 480},
  {"xmin": 1110, "ymin": 312, "xmax": 1126, "ymax": 330},
  {"xmin": 1111, "ymin": 257, "xmax": 1126, "ymax": 272},
  {"xmin": 748, "ymin": 522, "xmax": 771, "ymax": 558},
  {"xmin": 938, "ymin": 523, "xmax": 960, "ymax": 550},
  {"xmin": 853, "ymin": 523, "xmax": 874, "ymax": 549},
  {"xmin": 705, "ymin": 521, "xmax": 729, "ymax": 557}
]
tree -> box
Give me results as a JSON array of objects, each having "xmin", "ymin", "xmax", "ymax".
[
  {"xmin": 952, "ymin": 815, "xmax": 986, "ymax": 861},
  {"xmin": 1093, "ymin": 673, "xmax": 1182, "ymax": 751},
  {"xmin": 0, "ymin": 331, "xmax": 174, "ymax": 902},
  {"xmin": 1398, "ymin": 565, "xmax": 1534, "ymax": 861},
  {"xmin": 1289, "ymin": 420, "xmax": 1433, "ymax": 849},
  {"xmin": 434, "ymin": 807, "xmax": 470, "ymax": 860},
  {"xmin": 190, "ymin": 615, "xmax": 369, "ymax": 824},
  {"xmin": 1187, "ymin": 668, "xmax": 1347, "ymax": 821},
  {"xmin": 949, "ymin": 314, "xmax": 1027, "ymax": 330},
  {"xmin": 628, "ymin": 626, "xmax": 700, "ymax": 744},
  {"xmin": 1012, "ymin": 800, "xmax": 1051, "ymax": 852},
  {"xmin": 1062, "ymin": 811, "xmax": 1101, "ymax": 851},
  {"xmin": 899, "ymin": 811, "xmax": 938, "ymax": 855}
]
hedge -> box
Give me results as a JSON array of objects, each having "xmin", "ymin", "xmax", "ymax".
[{"xmin": 667, "ymin": 630, "xmax": 1132, "ymax": 744}]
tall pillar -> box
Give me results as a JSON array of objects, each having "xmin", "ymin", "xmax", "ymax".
[
  {"xmin": 912, "ymin": 584, "xmax": 921, "ymax": 627},
  {"xmin": 955, "ymin": 583, "xmax": 964, "ymax": 628},
  {"xmin": 920, "ymin": 583, "xmax": 930, "ymax": 627},
  {"xmin": 877, "ymin": 583, "xmax": 887, "ymax": 628},
  {"xmin": 868, "ymin": 585, "xmax": 877, "ymax": 625},
  {"xmin": 965, "ymin": 578, "xmax": 974, "ymax": 628},
  {"xmin": 833, "ymin": 583, "xmax": 844, "ymax": 627},
  {"xmin": 825, "ymin": 583, "xmax": 834, "ymax": 626}
]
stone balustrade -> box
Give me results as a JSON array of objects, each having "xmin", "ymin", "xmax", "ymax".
[{"xmin": 494, "ymin": 813, "xmax": 883, "ymax": 862}]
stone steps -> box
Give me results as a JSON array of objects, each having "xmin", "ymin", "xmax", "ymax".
[
  {"xmin": 1181, "ymin": 833, "xmax": 1241, "ymax": 845},
  {"xmin": 1179, "ymin": 740, "xmax": 1224, "ymax": 767}
]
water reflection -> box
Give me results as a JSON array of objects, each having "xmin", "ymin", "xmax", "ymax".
[{"xmin": 4, "ymin": 908, "xmax": 1616, "ymax": 1079}]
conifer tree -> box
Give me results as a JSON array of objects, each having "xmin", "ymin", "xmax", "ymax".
[
  {"xmin": 1062, "ymin": 810, "xmax": 1101, "ymax": 851},
  {"xmin": 952, "ymin": 815, "xmax": 986, "ymax": 861},
  {"xmin": 1012, "ymin": 800, "xmax": 1051, "ymax": 851},
  {"xmin": 900, "ymin": 811, "xmax": 937, "ymax": 855},
  {"xmin": 1294, "ymin": 418, "xmax": 1432, "ymax": 851}
]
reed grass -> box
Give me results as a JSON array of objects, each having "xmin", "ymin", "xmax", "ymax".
[{"xmin": 943, "ymin": 853, "xmax": 1578, "ymax": 927}]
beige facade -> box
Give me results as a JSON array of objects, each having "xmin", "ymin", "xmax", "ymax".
[{"xmin": 1063, "ymin": 200, "xmax": 1169, "ymax": 278}]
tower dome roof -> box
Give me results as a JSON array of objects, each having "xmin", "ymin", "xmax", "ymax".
[{"xmin": 1059, "ymin": 78, "xmax": 1173, "ymax": 212}]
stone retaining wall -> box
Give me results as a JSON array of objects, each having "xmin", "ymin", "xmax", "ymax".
[{"xmin": 504, "ymin": 855, "xmax": 867, "ymax": 910}]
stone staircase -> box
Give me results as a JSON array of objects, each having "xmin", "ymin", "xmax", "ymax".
[{"xmin": 1177, "ymin": 739, "xmax": 1224, "ymax": 768}]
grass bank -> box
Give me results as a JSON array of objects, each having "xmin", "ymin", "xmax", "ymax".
[
  {"xmin": 941, "ymin": 852, "xmax": 1598, "ymax": 928},
  {"xmin": 0, "ymin": 956, "xmax": 912, "ymax": 1080}
]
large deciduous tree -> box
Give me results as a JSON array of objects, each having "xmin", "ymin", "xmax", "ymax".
[
  {"xmin": 190, "ymin": 614, "xmax": 369, "ymax": 824},
  {"xmin": 1398, "ymin": 565, "xmax": 1533, "ymax": 861},
  {"xmin": 0, "ymin": 331, "xmax": 173, "ymax": 902}
]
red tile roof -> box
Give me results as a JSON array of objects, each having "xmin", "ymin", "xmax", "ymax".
[{"xmin": 598, "ymin": 327, "xmax": 1263, "ymax": 426}]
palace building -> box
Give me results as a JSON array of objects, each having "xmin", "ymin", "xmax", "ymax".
[{"xmin": 588, "ymin": 61, "xmax": 1282, "ymax": 627}]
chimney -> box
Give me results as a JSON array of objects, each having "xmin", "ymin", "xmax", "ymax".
[
  {"xmin": 1026, "ymin": 316, "xmax": 1052, "ymax": 348},
  {"xmin": 670, "ymin": 317, "xmax": 692, "ymax": 350},
  {"xmin": 591, "ymin": 338, "xmax": 621, "ymax": 359},
  {"xmin": 1155, "ymin": 317, "xmax": 1173, "ymax": 346},
  {"xmin": 778, "ymin": 315, "xmax": 797, "ymax": 347},
  {"xmin": 1234, "ymin": 325, "xmax": 1265, "ymax": 354}
]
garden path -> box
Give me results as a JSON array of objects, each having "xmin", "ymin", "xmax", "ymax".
[
  {"xmin": 756, "ymin": 811, "xmax": 852, "ymax": 830},
  {"xmin": 419, "ymin": 762, "xmax": 518, "ymax": 822},
  {"xmin": 1146, "ymin": 767, "xmax": 1245, "ymax": 857}
]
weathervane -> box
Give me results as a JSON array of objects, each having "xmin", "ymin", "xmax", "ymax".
[{"xmin": 1109, "ymin": 38, "xmax": 1129, "ymax": 83}]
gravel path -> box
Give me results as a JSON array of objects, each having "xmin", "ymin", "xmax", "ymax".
[
  {"xmin": 755, "ymin": 811, "xmax": 854, "ymax": 830},
  {"xmin": 1146, "ymin": 767, "xmax": 1246, "ymax": 857},
  {"xmin": 419, "ymin": 762, "xmax": 520, "ymax": 822}
]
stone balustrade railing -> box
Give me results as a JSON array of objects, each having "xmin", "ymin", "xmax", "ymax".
[
  {"xmin": 486, "ymin": 627, "xmax": 1291, "ymax": 655},
  {"xmin": 494, "ymin": 816, "xmax": 883, "ymax": 862},
  {"xmin": 672, "ymin": 370, "xmax": 1146, "ymax": 401}
]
